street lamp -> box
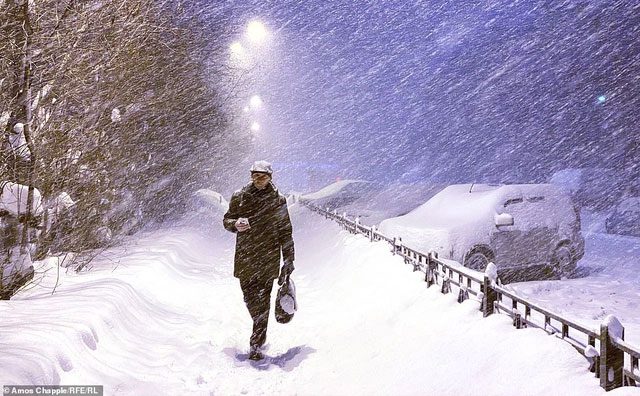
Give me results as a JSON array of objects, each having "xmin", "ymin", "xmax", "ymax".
[
  {"xmin": 229, "ymin": 41, "xmax": 244, "ymax": 56},
  {"xmin": 250, "ymin": 95, "xmax": 263, "ymax": 109},
  {"xmin": 251, "ymin": 122, "xmax": 260, "ymax": 132},
  {"xmin": 246, "ymin": 20, "xmax": 268, "ymax": 44}
]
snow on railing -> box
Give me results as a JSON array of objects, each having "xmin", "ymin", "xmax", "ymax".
[{"xmin": 300, "ymin": 199, "xmax": 640, "ymax": 391}]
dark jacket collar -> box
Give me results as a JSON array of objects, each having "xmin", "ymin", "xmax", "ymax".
[{"xmin": 243, "ymin": 182, "xmax": 277, "ymax": 196}]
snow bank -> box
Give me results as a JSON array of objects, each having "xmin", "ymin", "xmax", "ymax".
[
  {"xmin": 185, "ymin": 189, "xmax": 229, "ymax": 226},
  {"xmin": 193, "ymin": 188, "xmax": 228, "ymax": 211},
  {"xmin": 0, "ymin": 181, "xmax": 43, "ymax": 216},
  {"xmin": 0, "ymin": 228, "xmax": 236, "ymax": 394}
]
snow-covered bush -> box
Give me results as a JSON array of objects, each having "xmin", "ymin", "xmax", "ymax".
[
  {"xmin": 186, "ymin": 189, "xmax": 229, "ymax": 225},
  {"xmin": 0, "ymin": 182, "xmax": 42, "ymax": 299},
  {"xmin": 0, "ymin": 181, "xmax": 43, "ymax": 217}
]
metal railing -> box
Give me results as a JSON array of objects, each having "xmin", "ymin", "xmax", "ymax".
[{"xmin": 301, "ymin": 200, "xmax": 640, "ymax": 391}]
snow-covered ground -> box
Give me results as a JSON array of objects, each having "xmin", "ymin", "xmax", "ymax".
[
  {"xmin": 306, "ymin": 181, "xmax": 640, "ymax": 347},
  {"xmin": 1, "ymin": 205, "xmax": 638, "ymax": 395},
  {"xmin": 510, "ymin": 210, "xmax": 640, "ymax": 346}
]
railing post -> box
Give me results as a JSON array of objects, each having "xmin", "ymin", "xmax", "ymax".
[
  {"xmin": 587, "ymin": 336, "xmax": 600, "ymax": 377},
  {"xmin": 441, "ymin": 273, "xmax": 451, "ymax": 294},
  {"xmin": 600, "ymin": 315, "xmax": 625, "ymax": 391},
  {"xmin": 425, "ymin": 251, "xmax": 435, "ymax": 287},
  {"xmin": 482, "ymin": 274, "xmax": 496, "ymax": 317},
  {"xmin": 410, "ymin": 256, "xmax": 420, "ymax": 272},
  {"xmin": 370, "ymin": 225, "xmax": 375, "ymax": 242},
  {"xmin": 457, "ymin": 285, "xmax": 469, "ymax": 303},
  {"xmin": 424, "ymin": 252, "xmax": 433, "ymax": 287},
  {"xmin": 513, "ymin": 310, "xmax": 526, "ymax": 329},
  {"xmin": 341, "ymin": 212, "xmax": 349, "ymax": 232},
  {"xmin": 627, "ymin": 357, "xmax": 639, "ymax": 386},
  {"xmin": 392, "ymin": 237, "xmax": 402, "ymax": 255},
  {"xmin": 585, "ymin": 344, "xmax": 600, "ymax": 377}
]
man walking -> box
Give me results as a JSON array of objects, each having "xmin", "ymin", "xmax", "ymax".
[{"xmin": 223, "ymin": 160, "xmax": 295, "ymax": 360}]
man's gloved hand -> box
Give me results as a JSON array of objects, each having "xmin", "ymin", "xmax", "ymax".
[
  {"xmin": 278, "ymin": 260, "xmax": 294, "ymax": 285},
  {"xmin": 235, "ymin": 217, "xmax": 251, "ymax": 232}
]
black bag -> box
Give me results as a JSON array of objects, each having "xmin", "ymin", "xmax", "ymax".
[{"xmin": 275, "ymin": 275, "xmax": 297, "ymax": 324}]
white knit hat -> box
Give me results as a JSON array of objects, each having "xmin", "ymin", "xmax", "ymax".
[{"xmin": 250, "ymin": 160, "xmax": 273, "ymax": 175}]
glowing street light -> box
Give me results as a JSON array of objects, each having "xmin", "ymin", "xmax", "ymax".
[
  {"xmin": 246, "ymin": 20, "xmax": 268, "ymax": 44},
  {"xmin": 250, "ymin": 122, "xmax": 260, "ymax": 132},
  {"xmin": 229, "ymin": 41, "xmax": 244, "ymax": 56},
  {"xmin": 249, "ymin": 95, "xmax": 263, "ymax": 109}
]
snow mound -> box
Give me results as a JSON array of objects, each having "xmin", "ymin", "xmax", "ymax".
[
  {"xmin": 193, "ymin": 189, "xmax": 228, "ymax": 210},
  {"xmin": 185, "ymin": 189, "xmax": 229, "ymax": 224},
  {"xmin": 1, "ymin": 181, "xmax": 43, "ymax": 216}
]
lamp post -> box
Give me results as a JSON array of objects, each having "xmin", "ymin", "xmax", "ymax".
[{"xmin": 227, "ymin": 20, "xmax": 273, "ymax": 144}]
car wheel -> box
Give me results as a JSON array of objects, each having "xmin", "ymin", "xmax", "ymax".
[
  {"xmin": 465, "ymin": 251, "xmax": 490, "ymax": 271},
  {"xmin": 551, "ymin": 245, "xmax": 576, "ymax": 278}
]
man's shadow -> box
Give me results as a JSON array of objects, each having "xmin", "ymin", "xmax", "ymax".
[{"xmin": 224, "ymin": 345, "xmax": 316, "ymax": 371}]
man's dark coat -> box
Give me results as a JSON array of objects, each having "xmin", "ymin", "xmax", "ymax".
[{"xmin": 223, "ymin": 182, "xmax": 295, "ymax": 281}]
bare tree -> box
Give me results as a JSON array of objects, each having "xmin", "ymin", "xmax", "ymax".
[{"xmin": 1, "ymin": 0, "xmax": 241, "ymax": 296}]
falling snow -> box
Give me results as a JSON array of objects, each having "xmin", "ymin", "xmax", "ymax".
[{"xmin": 1, "ymin": 1, "xmax": 639, "ymax": 394}]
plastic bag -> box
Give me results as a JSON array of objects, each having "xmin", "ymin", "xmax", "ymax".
[{"xmin": 275, "ymin": 276, "xmax": 297, "ymax": 324}]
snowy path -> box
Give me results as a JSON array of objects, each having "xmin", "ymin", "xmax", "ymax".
[{"xmin": 1, "ymin": 205, "xmax": 637, "ymax": 395}]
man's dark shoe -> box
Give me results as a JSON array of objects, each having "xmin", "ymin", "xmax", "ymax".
[{"xmin": 248, "ymin": 346, "xmax": 264, "ymax": 361}]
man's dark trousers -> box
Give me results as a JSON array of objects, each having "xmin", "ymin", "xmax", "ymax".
[{"xmin": 240, "ymin": 277, "xmax": 275, "ymax": 349}]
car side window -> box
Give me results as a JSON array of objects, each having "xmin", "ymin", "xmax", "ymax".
[
  {"xmin": 527, "ymin": 196, "xmax": 545, "ymax": 203},
  {"xmin": 503, "ymin": 197, "xmax": 544, "ymax": 226},
  {"xmin": 504, "ymin": 198, "xmax": 523, "ymax": 208}
]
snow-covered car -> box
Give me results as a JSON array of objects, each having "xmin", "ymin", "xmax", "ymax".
[
  {"xmin": 301, "ymin": 180, "xmax": 380, "ymax": 211},
  {"xmin": 339, "ymin": 182, "xmax": 447, "ymax": 226},
  {"xmin": 549, "ymin": 168, "xmax": 623, "ymax": 211},
  {"xmin": 379, "ymin": 184, "xmax": 585, "ymax": 278},
  {"xmin": 605, "ymin": 197, "xmax": 640, "ymax": 237}
]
